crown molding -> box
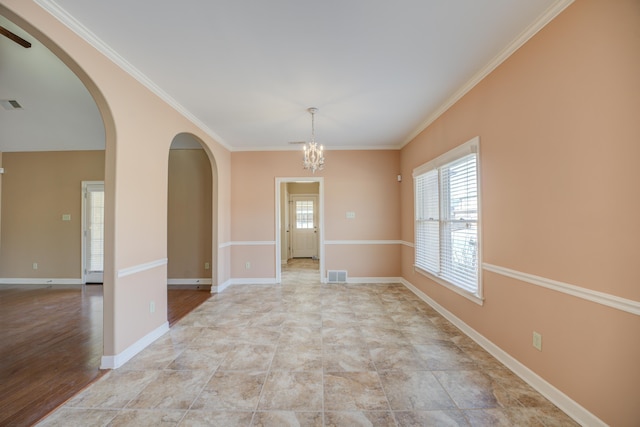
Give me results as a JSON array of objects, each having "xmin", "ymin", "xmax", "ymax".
[
  {"xmin": 400, "ymin": 0, "xmax": 575, "ymax": 148},
  {"xmin": 35, "ymin": 0, "xmax": 233, "ymax": 152}
]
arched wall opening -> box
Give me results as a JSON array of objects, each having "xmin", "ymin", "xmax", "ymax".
[{"xmin": 168, "ymin": 133, "xmax": 218, "ymax": 289}]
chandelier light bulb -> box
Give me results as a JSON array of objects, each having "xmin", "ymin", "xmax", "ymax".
[{"xmin": 303, "ymin": 107, "xmax": 325, "ymax": 174}]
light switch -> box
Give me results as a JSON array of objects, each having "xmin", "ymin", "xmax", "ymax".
[
  {"xmin": 62, "ymin": 214, "xmax": 71, "ymax": 221},
  {"xmin": 346, "ymin": 211, "xmax": 356, "ymax": 219}
]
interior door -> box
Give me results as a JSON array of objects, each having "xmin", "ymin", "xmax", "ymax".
[
  {"xmin": 291, "ymin": 195, "xmax": 318, "ymax": 258},
  {"xmin": 83, "ymin": 182, "xmax": 104, "ymax": 283}
]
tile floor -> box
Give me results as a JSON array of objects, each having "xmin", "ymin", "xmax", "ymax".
[{"xmin": 38, "ymin": 260, "xmax": 578, "ymax": 426}]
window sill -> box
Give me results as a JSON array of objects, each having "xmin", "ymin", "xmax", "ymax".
[{"xmin": 414, "ymin": 265, "xmax": 484, "ymax": 306}]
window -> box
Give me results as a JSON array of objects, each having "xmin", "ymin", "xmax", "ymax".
[
  {"xmin": 295, "ymin": 200, "xmax": 314, "ymax": 229},
  {"xmin": 413, "ymin": 137, "xmax": 481, "ymax": 301}
]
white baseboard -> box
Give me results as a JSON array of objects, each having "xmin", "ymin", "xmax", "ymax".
[
  {"xmin": 400, "ymin": 278, "xmax": 605, "ymax": 427},
  {"xmin": 167, "ymin": 278, "xmax": 212, "ymax": 285},
  {"xmin": 215, "ymin": 279, "xmax": 232, "ymax": 293},
  {"xmin": 229, "ymin": 278, "xmax": 278, "ymax": 286},
  {"xmin": 100, "ymin": 321, "xmax": 169, "ymax": 370},
  {"xmin": 345, "ymin": 277, "xmax": 404, "ymax": 284},
  {"xmin": 0, "ymin": 278, "xmax": 83, "ymax": 286}
]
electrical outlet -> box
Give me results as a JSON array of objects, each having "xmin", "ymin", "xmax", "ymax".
[
  {"xmin": 205, "ymin": 262, "xmax": 210, "ymax": 270},
  {"xmin": 533, "ymin": 331, "xmax": 542, "ymax": 351},
  {"xmin": 245, "ymin": 261, "xmax": 251, "ymax": 270},
  {"xmin": 32, "ymin": 262, "xmax": 38, "ymax": 270},
  {"xmin": 149, "ymin": 301, "xmax": 155, "ymax": 314}
]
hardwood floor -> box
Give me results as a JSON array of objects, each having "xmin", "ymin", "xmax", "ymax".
[{"xmin": 0, "ymin": 284, "xmax": 211, "ymax": 426}]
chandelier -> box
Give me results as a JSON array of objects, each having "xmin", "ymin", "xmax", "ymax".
[{"xmin": 303, "ymin": 107, "xmax": 325, "ymax": 173}]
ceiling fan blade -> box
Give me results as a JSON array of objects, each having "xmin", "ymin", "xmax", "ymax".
[
  {"xmin": 0, "ymin": 25, "xmax": 32, "ymax": 48},
  {"xmin": 288, "ymin": 141, "xmax": 306, "ymax": 145}
]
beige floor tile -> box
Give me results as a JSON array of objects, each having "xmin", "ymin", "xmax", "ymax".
[
  {"xmin": 378, "ymin": 370, "xmax": 456, "ymax": 411},
  {"xmin": 38, "ymin": 261, "xmax": 577, "ymax": 426},
  {"xmin": 166, "ymin": 345, "xmax": 228, "ymax": 371},
  {"xmin": 217, "ymin": 344, "xmax": 276, "ymax": 371},
  {"xmin": 432, "ymin": 370, "xmax": 502, "ymax": 410},
  {"xmin": 37, "ymin": 408, "xmax": 118, "ymax": 427},
  {"xmin": 107, "ymin": 409, "xmax": 185, "ymax": 426},
  {"xmin": 413, "ymin": 341, "xmax": 477, "ymax": 370},
  {"xmin": 271, "ymin": 343, "xmax": 323, "ymax": 371},
  {"xmin": 66, "ymin": 369, "xmax": 158, "ymax": 409},
  {"xmin": 324, "ymin": 371, "xmax": 389, "ymax": 411},
  {"xmin": 393, "ymin": 410, "xmax": 470, "ymax": 426},
  {"xmin": 324, "ymin": 411, "xmax": 397, "ymax": 427},
  {"xmin": 251, "ymin": 411, "xmax": 323, "ymax": 426},
  {"xmin": 126, "ymin": 370, "xmax": 211, "ymax": 410},
  {"xmin": 180, "ymin": 410, "xmax": 254, "ymax": 427},
  {"xmin": 191, "ymin": 371, "xmax": 266, "ymax": 411},
  {"xmin": 323, "ymin": 345, "xmax": 376, "ymax": 372},
  {"xmin": 369, "ymin": 345, "xmax": 429, "ymax": 371},
  {"xmin": 258, "ymin": 371, "xmax": 323, "ymax": 411}
]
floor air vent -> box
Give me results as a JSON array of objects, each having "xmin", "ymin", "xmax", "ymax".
[{"xmin": 327, "ymin": 270, "xmax": 347, "ymax": 283}]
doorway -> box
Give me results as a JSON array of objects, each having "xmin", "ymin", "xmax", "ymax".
[
  {"xmin": 275, "ymin": 178, "xmax": 324, "ymax": 283},
  {"xmin": 290, "ymin": 194, "xmax": 319, "ymax": 259},
  {"xmin": 82, "ymin": 181, "xmax": 104, "ymax": 283}
]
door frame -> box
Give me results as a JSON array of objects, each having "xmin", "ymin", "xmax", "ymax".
[
  {"xmin": 275, "ymin": 177, "xmax": 325, "ymax": 283},
  {"xmin": 81, "ymin": 180, "xmax": 104, "ymax": 283},
  {"xmin": 289, "ymin": 194, "xmax": 319, "ymax": 259}
]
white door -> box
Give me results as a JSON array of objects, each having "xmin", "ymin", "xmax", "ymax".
[
  {"xmin": 83, "ymin": 182, "xmax": 104, "ymax": 283},
  {"xmin": 291, "ymin": 195, "xmax": 318, "ymax": 258}
]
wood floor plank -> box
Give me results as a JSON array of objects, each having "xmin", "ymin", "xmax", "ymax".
[{"xmin": 0, "ymin": 284, "xmax": 211, "ymax": 426}]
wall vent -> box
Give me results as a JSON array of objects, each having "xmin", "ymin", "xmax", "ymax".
[
  {"xmin": 1, "ymin": 99, "xmax": 23, "ymax": 110},
  {"xmin": 327, "ymin": 270, "xmax": 347, "ymax": 283}
]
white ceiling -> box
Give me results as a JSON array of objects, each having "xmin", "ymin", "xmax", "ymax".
[{"xmin": 1, "ymin": 0, "xmax": 568, "ymax": 152}]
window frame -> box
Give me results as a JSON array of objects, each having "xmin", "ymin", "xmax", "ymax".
[{"xmin": 413, "ymin": 136, "xmax": 483, "ymax": 305}]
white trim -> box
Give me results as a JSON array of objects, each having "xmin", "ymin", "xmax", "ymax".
[
  {"xmin": 220, "ymin": 241, "xmax": 276, "ymax": 247},
  {"xmin": 401, "ymin": 241, "xmax": 414, "ymax": 248},
  {"xmin": 401, "ymin": 278, "xmax": 606, "ymax": 427},
  {"xmin": 229, "ymin": 278, "xmax": 278, "ymax": 286},
  {"xmin": 100, "ymin": 321, "xmax": 169, "ymax": 369},
  {"xmin": 344, "ymin": 277, "xmax": 404, "ymax": 284},
  {"xmin": 35, "ymin": 0, "xmax": 233, "ymax": 152},
  {"xmin": 414, "ymin": 266, "xmax": 484, "ymax": 306},
  {"xmin": 216, "ymin": 279, "xmax": 232, "ymax": 293},
  {"xmin": 117, "ymin": 258, "xmax": 167, "ymax": 278},
  {"xmin": 324, "ymin": 240, "xmax": 404, "ymax": 245},
  {"xmin": 401, "ymin": 0, "xmax": 575, "ymax": 147},
  {"xmin": 0, "ymin": 278, "xmax": 83, "ymax": 285},
  {"xmin": 232, "ymin": 144, "xmax": 400, "ymax": 152},
  {"xmin": 218, "ymin": 242, "xmax": 232, "ymax": 249},
  {"xmin": 483, "ymin": 263, "xmax": 640, "ymax": 317},
  {"xmin": 81, "ymin": 180, "xmax": 105, "ymax": 284},
  {"xmin": 412, "ymin": 136, "xmax": 479, "ymax": 177},
  {"xmin": 275, "ymin": 177, "xmax": 325, "ymax": 285},
  {"xmin": 167, "ymin": 278, "xmax": 212, "ymax": 286}
]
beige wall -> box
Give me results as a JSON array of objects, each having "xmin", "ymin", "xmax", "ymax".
[
  {"xmin": 400, "ymin": 1, "xmax": 639, "ymax": 425},
  {"xmin": 231, "ymin": 150, "xmax": 401, "ymax": 279},
  {"xmin": 0, "ymin": 149, "xmax": 214, "ymax": 282},
  {"xmin": 167, "ymin": 149, "xmax": 212, "ymax": 279},
  {"xmin": 0, "ymin": 151, "xmax": 104, "ymax": 278}
]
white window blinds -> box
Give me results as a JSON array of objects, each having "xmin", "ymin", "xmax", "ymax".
[{"xmin": 414, "ymin": 137, "xmax": 481, "ymax": 297}]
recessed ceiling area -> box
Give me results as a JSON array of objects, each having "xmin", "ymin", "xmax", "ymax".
[{"xmin": 2, "ymin": 1, "xmax": 569, "ymax": 152}]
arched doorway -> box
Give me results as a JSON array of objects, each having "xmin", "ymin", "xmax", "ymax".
[
  {"xmin": 0, "ymin": 9, "xmax": 115, "ymax": 426},
  {"xmin": 168, "ymin": 133, "xmax": 218, "ymax": 292}
]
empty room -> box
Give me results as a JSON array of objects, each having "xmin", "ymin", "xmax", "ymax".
[{"xmin": 1, "ymin": 1, "xmax": 638, "ymax": 426}]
